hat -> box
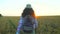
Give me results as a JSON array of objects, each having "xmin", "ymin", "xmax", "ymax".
[{"xmin": 26, "ymin": 4, "xmax": 32, "ymax": 8}]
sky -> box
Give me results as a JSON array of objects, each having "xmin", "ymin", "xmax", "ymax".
[{"xmin": 0, "ymin": 0, "xmax": 60, "ymax": 16}]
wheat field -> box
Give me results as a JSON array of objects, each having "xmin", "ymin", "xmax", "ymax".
[{"xmin": 0, "ymin": 16, "xmax": 60, "ymax": 34}]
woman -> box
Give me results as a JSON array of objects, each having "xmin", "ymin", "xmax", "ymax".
[{"xmin": 16, "ymin": 4, "xmax": 38, "ymax": 34}]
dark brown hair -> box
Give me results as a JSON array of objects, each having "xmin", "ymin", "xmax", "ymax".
[{"xmin": 22, "ymin": 8, "xmax": 36, "ymax": 18}]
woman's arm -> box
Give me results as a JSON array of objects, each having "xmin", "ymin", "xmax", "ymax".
[
  {"xmin": 33, "ymin": 19, "xmax": 38, "ymax": 29},
  {"xmin": 16, "ymin": 17, "xmax": 23, "ymax": 34}
]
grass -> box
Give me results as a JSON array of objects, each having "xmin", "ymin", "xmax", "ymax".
[{"xmin": 0, "ymin": 16, "xmax": 60, "ymax": 34}]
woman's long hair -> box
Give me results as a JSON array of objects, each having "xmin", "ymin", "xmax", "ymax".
[{"xmin": 22, "ymin": 7, "xmax": 36, "ymax": 18}]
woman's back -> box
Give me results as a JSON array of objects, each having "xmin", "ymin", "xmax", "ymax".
[{"xmin": 16, "ymin": 4, "xmax": 38, "ymax": 34}]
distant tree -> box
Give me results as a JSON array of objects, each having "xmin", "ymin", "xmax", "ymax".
[{"xmin": 0, "ymin": 14, "xmax": 2, "ymax": 17}]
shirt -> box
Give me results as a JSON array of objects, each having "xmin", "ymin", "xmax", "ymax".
[{"xmin": 16, "ymin": 16, "xmax": 38, "ymax": 34}]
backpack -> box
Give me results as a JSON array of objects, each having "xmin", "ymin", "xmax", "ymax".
[{"xmin": 22, "ymin": 15, "xmax": 34, "ymax": 33}]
